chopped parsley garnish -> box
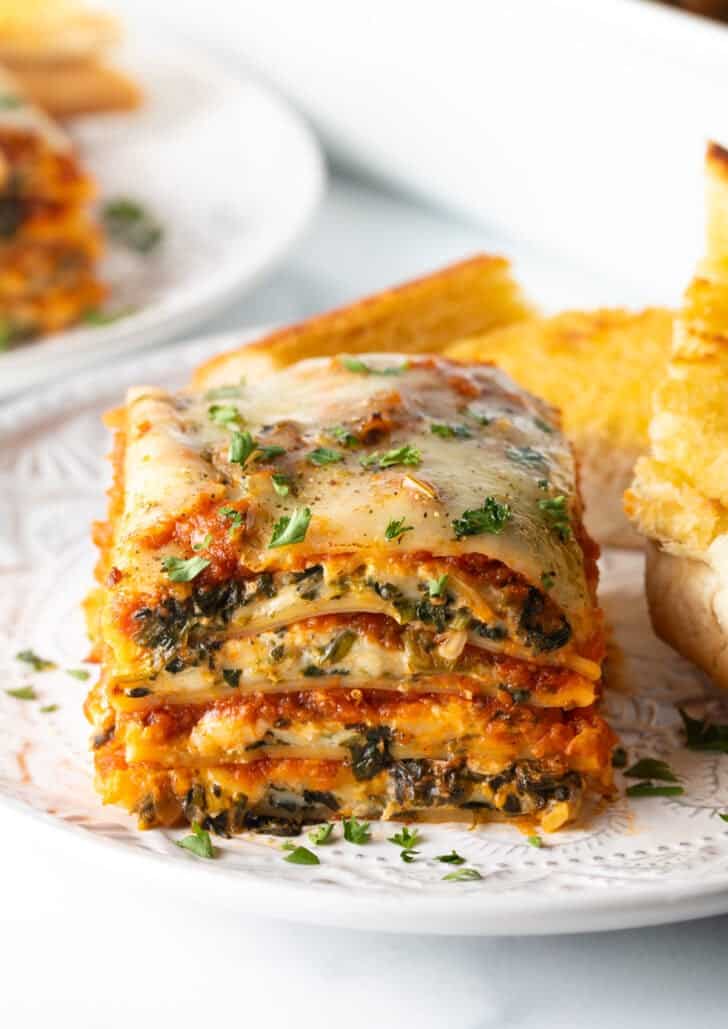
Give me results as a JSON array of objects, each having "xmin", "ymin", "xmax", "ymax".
[
  {"xmin": 175, "ymin": 822, "xmax": 215, "ymax": 859},
  {"xmin": 192, "ymin": 533, "xmax": 212, "ymax": 552},
  {"xmin": 506, "ymin": 445, "xmax": 547, "ymax": 469},
  {"xmin": 341, "ymin": 356, "xmax": 407, "ymax": 375},
  {"xmin": 342, "ymin": 816, "xmax": 371, "ymax": 844},
  {"xmin": 329, "ymin": 425, "xmax": 360, "ymax": 448},
  {"xmin": 222, "ymin": 668, "xmax": 241, "ymax": 688},
  {"xmin": 102, "ymin": 197, "xmax": 163, "ymax": 254},
  {"xmin": 537, "ymin": 479, "xmax": 550, "ymax": 491},
  {"xmin": 283, "ymin": 845, "xmax": 320, "ymax": 865},
  {"xmin": 40, "ymin": 704, "xmax": 59, "ymax": 713},
  {"xmin": 229, "ymin": 430, "xmax": 257, "ymax": 467},
  {"xmin": 308, "ymin": 823, "xmax": 335, "ymax": 845},
  {"xmin": 720, "ymin": 813, "xmax": 728, "ymax": 823},
  {"xmin": 679, "ymin": 707, "xmax": 728, "ymax": 752},
  {"xmin": 271, "ymin": 474, "xmax": 292, "ymax": 496},
  {"xmin": 66, "ymin": 669, "xmax": 90, "ymax": 681},
  {"xmin": 534, "ymin": 417, "xmax": 554, "ymax": 434},
  {"xmin": 308, "ymin": 447, "xmax": 343, "ymax": 466},
  {"xmin": 255, "ymin": 445, "xmax": 286, "ymax": 463},
  {"xmin": 208, "ymin": 403, "xmax": 241, "ymax": 426},
  {"xmin": 452, "ymin": 497, "xmax": 512, "ymax": 538},
  {"xmin": 436, "ymin": 850, "xmax": 466, "ymax": 865},
  {"xmin": 467, "ymin": 411, "xmax": 492, "ymax": 426},
  {"xmin": 16, "ymin": 650, "xmax": 56, "ymax": 672},
  {"xmin": 527, "ymin": 835, "xmax": 543, "ymax": 848},
  {"xmin": 611, "ymin": 746, "xmax": 628, "ymax": 768},
  {"xmin": 385, "ymin": 518, "xmax": 414, "ymax": 541},
  {"xmin": 268, "ymin": 507, "xmax": 312, "ymax": 548},
  {"xmin": 540, "ymin": 570, "xmax": 556, "ymax": 591},
  {"xmin": 430, "ymin": 423, "xmax": 472, "ymax": 439},
  {"xmin": 624, "ymin": 758, "xmax": 679, "ymax": 782},
  {"xmin": 388, "ymin": 826, "xmax": 422, "ymax": 849},
  {"xmin": 400, "ymin": 849, "xmax": 419, "ymax": 863},
  {"xmin": 625, "ymin": 782, "xmax": 684, "ymax": 798},
  {"xmin": 361, "ymin": 444, "xmax": 421, "ymax": 470},
  {"xmin": 219, "ymin": 505, "xmax": 244, "ymax": 532},
  {"xmin": 5, "ymin": 686, "xmax": 37, "ymax": 700},
  {"xmin": 538, "ymin": 495, "xmax": 572, "ymax": 541},
  {"xmin": 427, "ymin": 574, "xmax": 449, "ymax": 598},
  {"xmin": 0, "ymin": 94, "xmax": 23, "ymax": 109},
  {"xmin": 82, "ymin": 307, "xmax": 135, "ymax": 326},
  {"xmin": 442, "ymin": 867, "xmax": 482, "ymax": 882},
  {"xmin": 161, "ymin": 555, "xmax": 210, "ymax": 582}
]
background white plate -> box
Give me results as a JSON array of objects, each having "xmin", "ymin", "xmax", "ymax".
[
  {"xmin": 4, "ymin": 333, "xmax": 728, "ymax": 936},
  {"xmin": 0, "ymin": 42, "xmax": 324, "ymax": 399}
]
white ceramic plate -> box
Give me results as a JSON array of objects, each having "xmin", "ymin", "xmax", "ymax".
[
  {"xmin": 0, "ymin": 43, "xmax": 324, "ymax": 398},
  {"xmin": 4, "ymin": 333, "xmax": 728, "ymax": 937}
]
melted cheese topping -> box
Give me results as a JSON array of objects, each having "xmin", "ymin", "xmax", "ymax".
[{"xmin": 108, "ymin": 355, "xmax": 598, "ymax": 655}]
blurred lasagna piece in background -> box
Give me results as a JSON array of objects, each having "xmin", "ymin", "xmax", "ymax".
[{"xmin": 0, "ymin": 65, "xmax": 104, "ymax": 345}]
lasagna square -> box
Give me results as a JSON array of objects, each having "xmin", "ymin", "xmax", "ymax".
[{"xmin": 86, "ymin": 353, "xmax": 614, "ymax": 835}]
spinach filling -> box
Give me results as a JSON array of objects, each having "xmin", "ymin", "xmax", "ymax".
[
  {"xmin": 518, "ymin": 588, "xmax": 572, "ymax": 653},
  {"xmin": 343, "ymin": 725, "xmax": 394, "ymax": 780}
]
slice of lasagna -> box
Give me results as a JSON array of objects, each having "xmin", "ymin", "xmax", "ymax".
[
  {"xmin": 0, "ymin": 65, "xmax": 104, "ymax": 343},
  {"xmin": 86, "ymin": 353, "xmax": 614, "ymax": 835}
]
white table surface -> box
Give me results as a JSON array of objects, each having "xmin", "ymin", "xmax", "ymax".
[{"xmin": 3, "ymin": 168, "xmax": 728, "ymax": 1029}]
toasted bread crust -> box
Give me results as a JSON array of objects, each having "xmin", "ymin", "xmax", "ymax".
[{"xmin": 191, "ymin": 254, "xmax": 532, "ymax": 390}]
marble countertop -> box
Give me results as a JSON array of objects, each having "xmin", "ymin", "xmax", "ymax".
[{"xmin": 4, "ymin": 169, "xmax": 728, "ymax": 1028}]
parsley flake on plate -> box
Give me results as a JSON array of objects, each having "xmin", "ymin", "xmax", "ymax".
[
  {"xmin": 443, "ymin": 867, "xmax": 483, "ymax": 882},
  {"xmin": 436, "ymin": 850, "xmax": 466, "ymax": 865},
  {"xmin": 388, "ymin": 826, "xmax": 422, "ymax": 849},
  {"xmin": 40, "ymin": 704, "xmax": 59, "ymax": 713},
  {"xmin": 400, "ymin": 849, "xmax": 419, "ymax": 863},
  {"xmin": 5, "ymin": 686, "xmax": 37, "ymax": 700},
  {"xmin": 162, "ymin": 555, "xmax": 210, "ymax": 582},
  {"xmin": 175, "ymin": 822, "xmax": 215, "ymax": 859},
  {"xmin": 102, "ymin": 197, "xmax": 163, "ymax": 254},
  {"xmin": 625, "ymin": 782, "xmax": 684, "ymax": 798},
  {"xmin": 527, "ymin": 835, "xmax": 543, "ymax": 848},
  {"xmin": 16, "ymin": 649, "xmax": 56, "ymax": 672},
  {"xmin": 268, "ymin": 507, "xmax": 312, "ymax": 548},
  {"xmin": 284, "ymin": 845, "xmax": 320, "ymax": 865},
  {"xmin": 308, "ymin": 823, "xmax": 335, "ymax": 845},
  {"xmin": 624, "ymin": 757, "xmax": 679, "ymax": 782},
  {"xmin": 453, "ymin": 497, "xmax": 512, "ymax": 538},
  {"xmin": 342, "ymin": 816, "xmax": 371, "ymax": 844},
  {"xmin": 66, "ymin": 669, "xmax": 90, "ymax": 681}
]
